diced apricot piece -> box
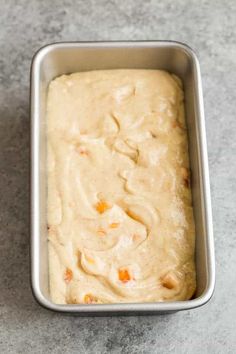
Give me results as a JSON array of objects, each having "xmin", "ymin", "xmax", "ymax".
[
  {"xmin": 161, "ymin": 273, "xmax": 178, "ymax": 289},
  {"xmin": 84, "ymin": 294, "xmax": 98, "ymax": 304},
  {"xmin": 64, "ymin": 268, "xmax": 73, "ymax": 283},
  {"xmin": 95, "ymin": 200, "xmax": 111, "ymax": 214},
  {"xmin": 109, "ymin": 222, "xmax": 120, "ymax": 229},
  {"xmin": 118, "ymin": 268, "xmax": 132, "ymax": 283}
]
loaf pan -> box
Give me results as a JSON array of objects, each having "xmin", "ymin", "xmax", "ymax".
[{"xmin": 30, "ymin": 41, "xmax": 215, "ymax": 314}]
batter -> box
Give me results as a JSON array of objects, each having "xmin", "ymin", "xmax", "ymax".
[{"xmin": 47, "ymin": 69, "xmax": 196, "ymax": 304}]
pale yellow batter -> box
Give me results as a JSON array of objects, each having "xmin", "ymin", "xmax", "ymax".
[{"xmin": 47, "ymin": 69, "xmax": 196, "ymax": 305}]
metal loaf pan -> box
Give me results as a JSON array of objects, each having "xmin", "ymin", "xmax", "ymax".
[{"xmin": 30, "ymin": 41, "xmax": 215, "ymax": 314}]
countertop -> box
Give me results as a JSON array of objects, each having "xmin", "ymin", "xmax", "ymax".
[{"xmin": 0, "ymin": 0, "xmax": 235, "ymax": 353}]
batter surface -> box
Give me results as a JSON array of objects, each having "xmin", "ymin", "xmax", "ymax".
[{"xmin": 47, "ymin": 69, "xmax": 196, "ymax": 304}]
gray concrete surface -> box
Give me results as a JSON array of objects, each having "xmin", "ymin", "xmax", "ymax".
[{"xmin": 0, "ymin": 0, "xmax": 235, "ymax": 353}]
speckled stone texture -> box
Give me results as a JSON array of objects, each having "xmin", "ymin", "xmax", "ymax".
[{"xmin": 0, "ymin": 0, "xmax": 235, "ymax": 353}]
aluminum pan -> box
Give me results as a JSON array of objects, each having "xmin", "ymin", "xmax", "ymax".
[{"xmin": 30, "ymin": 41, "xmax": 215, "ymax": 314}]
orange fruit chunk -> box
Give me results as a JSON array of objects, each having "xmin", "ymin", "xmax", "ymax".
[
  {"xmin": 118, "ymin": 269, "xmax": 132, "ymax": 283},
  {"xmin": 109, "ymin": 222, "xmax": 120, "ymax": 229},
  {"xmin": 84, "ymin": 294, "xmax": 98, "ymax": 304},
  {"xmin": 95, "ymin": 200, "xmax": 111, "ymax": 214},
  {"xmin": 161, "ymin": 273, "xmax": 178, "ymax": 289},
  {"xmin": 64, "ymin": 268, "xmax": 73, "ymax": 283}
]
